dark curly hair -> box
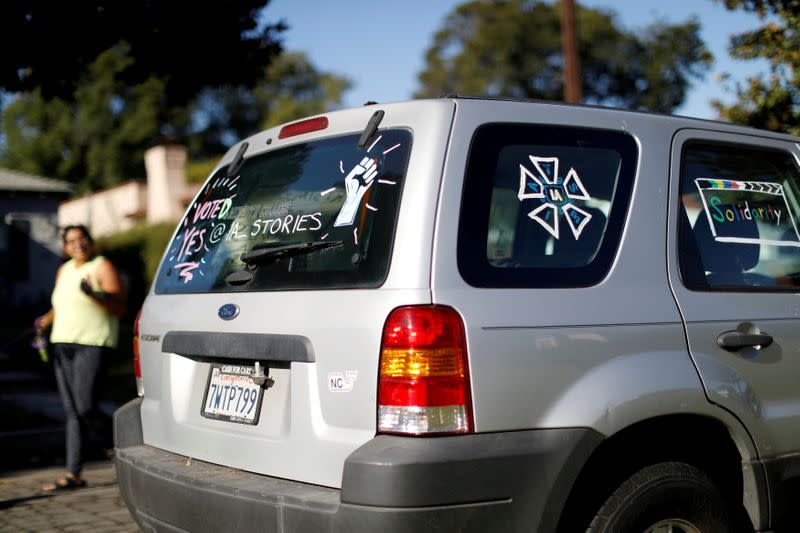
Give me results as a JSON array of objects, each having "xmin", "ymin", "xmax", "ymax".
[{"xmin": 61, "ymin": 224, "xmax": 94, "ymax": 245}]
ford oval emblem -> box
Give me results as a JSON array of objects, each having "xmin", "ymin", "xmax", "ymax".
[{"xmin": 218, "ymin": 304, "xmax": 240, "ymax": 321}]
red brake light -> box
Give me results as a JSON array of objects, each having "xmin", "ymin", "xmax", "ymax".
[
  {"xmin": 133, "ymin": 309, "xmax": 143, "ymax": 396},
  {"xmin": 378, "ymin": 306, "xmax": 473, "ymax": 435},
  {"xmin": 278, "ymin": 116, "xmax": 329, "ymax": 139},
  {"xmin": 133, "ymin": 308, "xmax": 141, "ymax": 338}
]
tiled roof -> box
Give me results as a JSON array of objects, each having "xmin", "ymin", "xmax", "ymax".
[{"xmin": 0, "ymin": 168, "xmax": 73, "ymax": 194}]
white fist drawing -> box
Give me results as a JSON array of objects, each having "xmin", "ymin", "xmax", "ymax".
[{"xmin": 334, "ymin": 157, "xmax": 379, "ymax": 227}]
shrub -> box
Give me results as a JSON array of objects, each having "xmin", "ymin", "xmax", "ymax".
[
  {"xmin": 96, "ymin": 222, "xmax": 175, "ymax": 314},
  {"xmin": 187, "ymin": 158, "xmax": 219, "ymax": 184}
]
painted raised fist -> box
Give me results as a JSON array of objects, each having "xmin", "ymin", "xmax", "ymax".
[{"xmin": 334, "ymin": 157, "xmax": 379, "ymax": 227}]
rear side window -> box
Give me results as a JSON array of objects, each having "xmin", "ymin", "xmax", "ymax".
[
  {"xmin": 679, "ymin": 141, "xmax": 800, "ymax": 291},
  {"xmin": 458, "ymin": 123, "xmax": 637, "ymax": 287},
  {"xmin": 155, "ymin": 130, "xmax": 412, "ymax": 293}
]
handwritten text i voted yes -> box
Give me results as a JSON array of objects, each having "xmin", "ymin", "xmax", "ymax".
[{"xmin": 177, "ymin": 198, "xmax": 233, "ymax": 260}]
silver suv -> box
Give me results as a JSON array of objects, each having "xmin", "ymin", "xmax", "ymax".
[{"xmin": 114, "ymin": 97, "xmax": 800, "ymax": 532}]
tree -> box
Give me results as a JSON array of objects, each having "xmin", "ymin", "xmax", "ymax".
[
  {"xmin": 0, "ymin": 1, "xmax": 289, "ymax": 189},
  {"xmin": 2, "ymin": 44, "xmax": 165, "ymax": 191},
  {"xmin": 190, "ymin": 52, "xmax": 352, "ymax": 157},
  {"xmin": 256, "ymin": 52, "xmax": 353, "ymax": 129},
  {"xmin": 416, "ymin": 0, "xmax": 712, "ymax": 113},
  {"xmin": 2, "ymin": 47, "xmax": 352, "ymax": 189},
  {"xmin": 713, "ymin": 1, "xmax": 800, "ymax": 134},
  {"xmin": 0, "ymin": 1, "xmax": 284, "ymax": 111}
]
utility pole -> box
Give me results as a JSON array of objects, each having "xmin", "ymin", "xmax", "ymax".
[{"xmin": 561, "ymin": 0, "xmax": 582, "ymax": 103}]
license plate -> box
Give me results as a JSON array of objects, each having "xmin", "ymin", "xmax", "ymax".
[{"xmin": 201, "ymin": 364, "xmax": 264, "ymax": 425}]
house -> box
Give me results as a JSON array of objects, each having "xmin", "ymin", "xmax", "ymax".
[
  {"xmin": 0, "ymin": 169, "xmax": 73, "ymax": 311},
  {"xmin": 0, "ymin": 144, "xmax": 201, "ymax": 314},
  {"xmin": 58, "ymin": 144, "xmax": 201, "ymax": 237}
]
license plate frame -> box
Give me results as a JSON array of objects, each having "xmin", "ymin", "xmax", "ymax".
[{"xmin": 201, "ymin": 363, "xmax": 264, "ymax": 425}]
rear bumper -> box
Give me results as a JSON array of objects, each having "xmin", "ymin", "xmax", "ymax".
[{"xmin": 114, "ymin": 398, "xmax": 602, "ymax": 533}]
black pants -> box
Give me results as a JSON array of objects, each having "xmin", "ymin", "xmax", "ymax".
[{"xmin": 52, "ymin": 343, "xmax": 111, "ymax": 474}]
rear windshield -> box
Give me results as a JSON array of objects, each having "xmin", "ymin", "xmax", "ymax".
[{"xmin": 155, "ymin": 130, "xmax": 412, "ymax": 293}]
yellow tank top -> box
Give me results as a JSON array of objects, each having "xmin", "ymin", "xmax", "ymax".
[{"xmin": 50, "ymin": 256, "xmax": 119, "ymax": 348}]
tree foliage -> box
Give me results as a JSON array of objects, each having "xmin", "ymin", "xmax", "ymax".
[
  {"xmin": 416, "ymin": 0, "xmax": 712, "ymax": 113},
  {"xmin": 0, "ymin": 2, "xmax": 353, "ymax": 191},
  {"xmin": 189, "ymin": 52, "xmax": 352, "ymax": 158},
  {"xmin": 2, "ymin": 44, "xmax": 165, "ymax": 191},
  {"xmin": 0, "ymin": 1, "xmax": 287, "ymax": 189},
  {"xmin": 256, "ymin": 52, "xmax": 353, "ymax": 129},
  {"xmin": 1, "ymin": 46, "xmax": 351, "ymax": 191},
  {"xmin": 0, "ymin": 1, "xmax": 284, "ymax": 109},
  {"xmin": 713, "ymin": 0, "xmax": 800, "ymax": 134}
]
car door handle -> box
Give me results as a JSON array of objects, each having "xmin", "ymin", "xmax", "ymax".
[{"xmin": 717, "ymin": 330, "xmax": 773, "ymax": 351}]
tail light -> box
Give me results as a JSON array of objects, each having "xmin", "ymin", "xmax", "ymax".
[
  {"xmin": 378, "ymin": 305, "xmax": 473, "ymax": 435},
  {"xmin": 133, "ymin": 309, "xmax": 143, "ymax": 396}
]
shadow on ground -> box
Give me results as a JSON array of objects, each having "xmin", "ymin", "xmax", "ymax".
[{"xmin": 0, "ymin": 335, "xmax": 137, "ymax": 475}]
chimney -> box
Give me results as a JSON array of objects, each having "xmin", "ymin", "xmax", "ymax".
[{"xmin": 145, "ymin": 144, "xmax": 188, "ymax": 224}]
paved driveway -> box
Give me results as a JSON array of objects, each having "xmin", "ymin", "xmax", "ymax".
[{"xmin": 0, "ymin": 460, "xmax": 139, "ymax": 533}]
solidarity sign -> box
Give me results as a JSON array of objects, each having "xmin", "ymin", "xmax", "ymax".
[{"xmin": 695, "ymin": 178, "xmax": 800, "ymax": 247}]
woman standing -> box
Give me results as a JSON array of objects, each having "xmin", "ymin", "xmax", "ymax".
[{"xmin": 35, "ymin": 225, "xmax": 126, "ymax": 491}]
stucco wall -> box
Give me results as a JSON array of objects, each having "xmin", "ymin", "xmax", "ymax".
[
  {"xmin": 57, "ymin": 145, "xmax": 196, "ymax": 237},
  {"xmin": 145, "ymin": 145, "xmax": 188, "ymax": 224},
  {"xmin": 58, "ymin": 181, "xmax": 147, "ymax": 237}
]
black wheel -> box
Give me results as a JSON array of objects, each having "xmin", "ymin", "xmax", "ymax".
[{"xmin": 588, "ymin": 462, "xmax": 746, "ymax": 533}]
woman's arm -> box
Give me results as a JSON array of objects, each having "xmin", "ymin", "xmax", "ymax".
[
  {"xmin": 85, "ymin": 258, "xmax": 127, "ymax": 318},
  {"xmin": 36, "ymin": 265, "xmax": 63, "ymax": 330},
  {"xmin": 36, "ymin": 308, "xmax": 55, "ymax": 331}
]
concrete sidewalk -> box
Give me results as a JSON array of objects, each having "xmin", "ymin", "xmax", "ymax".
[{"xmin": 0, "ymin": 460, "xmax": 139, "ymax": 533}]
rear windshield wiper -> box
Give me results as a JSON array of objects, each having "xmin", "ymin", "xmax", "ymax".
[
  {"xmin": 225, "ymin": 240, "xmax": 343, "ymax": 286},
  {"xmin": 240, "ymin": 240, "xmax": 343, "ymax": 266}
]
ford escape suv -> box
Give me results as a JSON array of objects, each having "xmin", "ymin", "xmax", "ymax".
[{"xmin": 114, "ymin": 97, "xmax": 800, "ymax": 532}]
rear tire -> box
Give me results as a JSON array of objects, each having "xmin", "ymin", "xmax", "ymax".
[{"xmin": 588, "ymin": 462, "xmax": 745, "ymax": 533}]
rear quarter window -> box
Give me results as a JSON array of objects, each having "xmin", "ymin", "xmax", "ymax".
[{"xmin": 458, "ymin": 123, "xmax": 638, "ymax": 287}]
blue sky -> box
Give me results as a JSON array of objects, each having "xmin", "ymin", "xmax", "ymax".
[{"xmin": 265, "ymin": 0, "xmax": 771, "ymax": 120}]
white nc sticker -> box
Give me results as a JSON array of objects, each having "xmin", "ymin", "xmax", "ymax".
[{"xmin": 328, "ymin": 371, "xmax": 358, "ymax": 392}]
